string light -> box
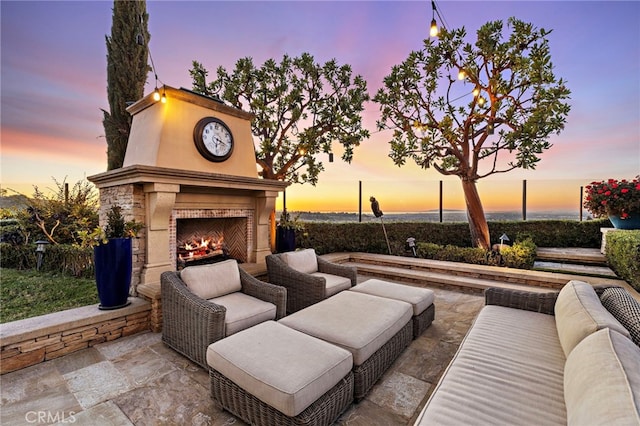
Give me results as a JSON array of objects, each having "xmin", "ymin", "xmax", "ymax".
[
  {"xmin": 153, "ymin": 88, "xmax": 161, "ymax": 102},
  {"xmin": 458, "ymin": 69, "xmax": 467, "ymax": 80},
  {"xmin": 137, "ymin": 14, "xmax": 165, "ymax": 103}
]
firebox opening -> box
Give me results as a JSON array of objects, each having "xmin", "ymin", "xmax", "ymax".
[{"xmin": 176, "ymin": 217, "xmax": 248, "ymax": 269}]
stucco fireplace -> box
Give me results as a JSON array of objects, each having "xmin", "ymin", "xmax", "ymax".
[{"xmin": 88, "ymin": 86, "xmax": 287, "ymax": 330}]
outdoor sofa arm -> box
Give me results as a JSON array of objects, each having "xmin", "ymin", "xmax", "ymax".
[
  {"xmin": 266, "ymin": 254, "xmax": 326, "ymax": 313},
  {"xmin": 484, "ymin": 287, "xmax": 559, "ymax": 316},
  {"xmin": 160, "ymin": 271, "xmax": 226, "ymax": 369},
  {"xmin": 317, "ymin": 256, "xmax": 358, "ymax": 287},
  {"xmin": 239, "ymin": 268, "xmax": 287, "ymax": 320}
]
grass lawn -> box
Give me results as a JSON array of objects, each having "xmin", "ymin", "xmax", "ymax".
[{"xmin": 0, "ymin": 268, "xmax": 98, "ymax": 323}]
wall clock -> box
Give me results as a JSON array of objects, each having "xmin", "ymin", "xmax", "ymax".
[{"xmin": 193, "ymin": 117, "xmax": 234, "ymax": 162}]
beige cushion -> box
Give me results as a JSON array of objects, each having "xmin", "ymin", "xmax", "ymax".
[
  {"xmin": 180, "ymin": 259, "xmax": 241, "ymax": 300},
  {"xmin": 350, "ymin": 279, "xmax": 435, "ymax": 315},
  {"xmin": 416, "ymin": 305, "xmax": 566, "ymax": 425},
  {"xmin": 555, "ymin": 280, "xmax": 630, "ymax": 357},
  {"xmin": 281, "ymin": 249, "xmax": 318, "ymax": 274},
  {"xmin": 564, "ymin": 328, "xmax": 640, "ymax": 425},
  {"xmin": 206, "ymin": 321, "xmax": 353, "ymax": 417},
  {"xmin": 311, "ymin": 272, "xmax": 351, "ymax": 297},
  {"xmin": 210, "ymin": 292, "xmax": 277, "ymax": 336},
  {"xmin": 279, "ymin": 291, "xmax": 412, "ymax": 365}
]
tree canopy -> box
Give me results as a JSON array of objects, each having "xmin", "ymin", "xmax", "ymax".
[
  {"xmin": 374, "ymin": 18, "xmax": 571, "ymax": 248},
  {"xmin": 190, "ymin": 53, "xmax": 370, "ymax": 185},
  {"xmin": 102, "ymin": 0, "xmax": 150, "ymax": 170}
]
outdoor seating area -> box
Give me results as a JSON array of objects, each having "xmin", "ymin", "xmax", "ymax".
[{"xmin": 2, "ymin": 253, "xmax": 639, "ymax": 425}]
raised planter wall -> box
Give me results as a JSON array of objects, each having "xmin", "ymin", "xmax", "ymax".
[{"xmin": 0, "ymin": 298, "xmax": 150, "ymax": 374}]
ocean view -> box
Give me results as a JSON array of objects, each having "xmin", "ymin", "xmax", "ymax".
[{"xmin": 283, "ymin": 210, "xmax": 593, "ymax": 223}]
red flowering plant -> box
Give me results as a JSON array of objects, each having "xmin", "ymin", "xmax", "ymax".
[{"xmin": 583, "ymin": 177, "xmax": 640, "ymax": 219}]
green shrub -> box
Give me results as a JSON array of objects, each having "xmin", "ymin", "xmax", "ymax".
[
  {"xmin": 500, "ymin": 237, "xmax": 537, "ymax": 269},
  {"xmin": 0, "ymin": 243, "xmax": 94, "ymax": 278},
  {"xmin": 605, "ymin": 230, "xmax": 640, "ymax": 291},
  {"xmin": 298, "ymin": 219, "xmax": 607, "ymax": 255}
]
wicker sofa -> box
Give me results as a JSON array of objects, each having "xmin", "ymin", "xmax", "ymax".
[
  {"xmin": 266, "ymin": 249, "xmax": 357, "ymax": 313},
  {"xmin": 414, "ymin": 280, "xmax": 640, "ymax": 425},
  {"xmin": 161, "ymin": 260, "xmax": 287, "ymax": 369}
]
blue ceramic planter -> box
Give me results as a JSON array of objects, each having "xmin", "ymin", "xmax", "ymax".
[
  {"xmin": 94, "ymin": 238, "xmax": 132, "ymax": 310},
  {"xmin": 276, "ymin": 227, "xmax": 296, "ymax": 253},
  {"xmin": 608, "ymin": 212, "xmax": 640, "ymax": 230}
]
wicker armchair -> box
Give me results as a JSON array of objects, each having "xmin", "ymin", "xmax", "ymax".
[
  {"xmin": 161, "ymin": 260, "xmax": 286, "ymax": 369},
  {"xmin": 266, "ymin": 249, "xmax": 357, "ymax": 314}
]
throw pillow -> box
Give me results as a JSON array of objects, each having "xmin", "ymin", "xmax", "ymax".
[
  {"xmin": 555, "ymin": 280, "xmax": 630, "ymax": 357},
  {"xmin": 281, "ymin": 248, "xmax": 318, "ymax": 274},
  {"xmin": 564, "ymin": 328, "xmax": 640, "ymax": 425},
  {"xmin": 600, "ymin": 286, "xmax": 640, "ymax": 347},
  {"xmin": 180, "ymin": 259, "xmax": 242, "ymax": 300}
]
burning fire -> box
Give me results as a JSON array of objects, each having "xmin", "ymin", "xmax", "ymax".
[{"xmin": 178, "ymin": 236, "xmax": 225, "ymax": 261}]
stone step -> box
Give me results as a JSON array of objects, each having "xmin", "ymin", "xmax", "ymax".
[
  {"xmin": 322, "ymin": 252, "xmax": 627, "ymax": 294},
  {"xmin": 350, "ymin": 261, "xmax": 553, "ymax": 294}
]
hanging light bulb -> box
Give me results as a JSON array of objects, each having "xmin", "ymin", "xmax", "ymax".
[
  {"xmin": 472, "ymin": 86, "xmax": 480, "ymax": 97},
  {"xmin": 430, "ymin": 19, "xmax": 438, "ymax": 37},
  {"xmin": 458, "ymin": 69, "xmax": 466, "ymax": 80},
  {"xmin": 487, "ymin": 122, "xmax": 494, "ymax": 135},
  {"xmin": 153, "ymin": 88, "xmax": 161, "ymax": 102},
  {"xmin": 429, "ymin": 0, "xmax": 438, "ymax": 37},
  {"xmin": 477, "ymin": 96, "xmax": 486, "ymax": 106},
  {"xmin": 161, "ymin": 88, "xmax": 167, "ymax": 103}
]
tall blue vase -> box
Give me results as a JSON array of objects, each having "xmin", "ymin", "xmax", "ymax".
[
  {"xmin": 94, "ymin": 238, "xmax": 132, "ymax": 310},
  {"xmin": 608, "ymin": 212, "xmax": 640, "ymax": 230}
]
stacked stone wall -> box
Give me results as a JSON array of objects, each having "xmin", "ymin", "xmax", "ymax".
[
  {"xmin": 98, "ymin": 184, "xmax": 146, "ymax": 294},
  {"xmin": 1, "ymin": 302, "xmax": 151, "ymax": 374}
]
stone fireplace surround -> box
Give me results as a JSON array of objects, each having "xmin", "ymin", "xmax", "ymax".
[{"xmin": 89, "ymin": 165, "xmax": 287, "ymax": 330}]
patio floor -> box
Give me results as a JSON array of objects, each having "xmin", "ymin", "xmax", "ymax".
[{"xmin": 0, "ymin": 278, "xmax": 483, "ymax": 425}]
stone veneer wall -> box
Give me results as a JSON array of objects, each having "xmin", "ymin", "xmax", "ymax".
[
  {"xmin": 98, "ymin": 184, "xmax": 146, "ymax": 294},
  {"xmin": 0, "ymin": 299, "xmax": 150, "ymax": 374}
]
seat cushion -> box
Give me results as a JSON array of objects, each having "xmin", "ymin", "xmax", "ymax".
[
  {"xmin": 210, "ymin": 292, "xmax": 277, "ymax": 336},
  {"xmin": 311, "ymin": 272, "xmax": 351, "ymax": 297},
  {"xmin": 206, "ymin": 321, "xmax": 353, "ymax": 417},
  {"xmin": 350, "ymin": 279, "xmax": 435, "ymax": 315},
  {"xmin": 281, "ymin": 249, "xmax": 318, "ymax": 274},
  {"xmin": 279, "ymin": 291, "xmax": 412, "ymax": 365},
  {"xmin": 555, "ymin": 280, "xmax": 630, "ymax": 357},
  {"xmin": 180, "ymin": 259, "xmax": 241, "ymax": 300},
  {"xmin": 600, "ymin": 286, "xmax": 640, "ymax": 346},
  {"xmin": 564, "ymin": 328, "xmax": 640, "ymax": 425},
  {"xmin": 416, "ymin": 305, "xmax": 567, "ymax": 425}
]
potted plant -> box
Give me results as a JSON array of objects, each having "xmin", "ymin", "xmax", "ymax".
[
  {"xmin": 276, "ymin": 211, "xmax": 304, "ymax": 253},
  {"xmin": 584, "ymin": 177, "xmax": 640, "ymax": 229},
  {"xmin": 80, "ymin": 205, "xmax": 143, "ymax": 309}
]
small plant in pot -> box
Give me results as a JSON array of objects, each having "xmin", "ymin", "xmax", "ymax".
[
  {"xmin": 276, "ymin": 211, "xmax": 304, "ymax": 253},
  {"xmin": 80, "ymin": 205, "xmax": 143, "ymax": 310}
]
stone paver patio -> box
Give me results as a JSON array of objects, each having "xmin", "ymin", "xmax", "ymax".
[{"xmin": 1, "ymin": 279, "xmax": 483, "ymax": 425}]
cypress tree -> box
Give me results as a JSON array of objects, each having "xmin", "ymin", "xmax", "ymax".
[{"xmin": 102, "ymin": 0, "xmax": 150, "ymax": 170}]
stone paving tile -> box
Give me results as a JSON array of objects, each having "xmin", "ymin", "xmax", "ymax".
[
  {"xmin": 53, "ymin": 401, "xmax": 133, "ymax": 426},
  {"xmin": 1, "ymin": 283, "xmax": 484, "ymax": 425},
  {"xmin": 63, "ymin": 361, "xmax": 131, "ymax": 409}
]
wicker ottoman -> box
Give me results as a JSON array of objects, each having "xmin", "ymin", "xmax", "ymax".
[
  {"xmin": 279, "ymin": 291, "xmax": 413, "ymax": 401},
  {"xmin": 350, "ymin": 279, "xmax": 435, "ymax": 339},
  {"xmin": 206, "ymin": 321, "xmax": 354, "ymax": 426}
]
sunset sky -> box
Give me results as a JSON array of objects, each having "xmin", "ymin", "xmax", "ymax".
[{"xmin": 1, "ymin": 1, "xmax": 639, "ymax": 214}]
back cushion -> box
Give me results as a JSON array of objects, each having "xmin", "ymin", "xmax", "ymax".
[
  {"xmin": 564, "ymin": 328, "xmax": 640, "ymax": 425},
  {"xmin": 555, "ymin": 280, "xmax": 630, "ymax": 357},
  {"xmin": 281, "ymin": 249, "xmax": 318, "ymax": 274},
  {"xmin": 600, "ymin": 286, "xmax": 640, "ymax": 347},
  {"xmin": 180, "ymin": 259, "xmax": 242, "ymax": 300}
]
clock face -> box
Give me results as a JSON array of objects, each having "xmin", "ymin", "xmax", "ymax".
[{"xmin": 193, "ymin": 117, "xmax": 234, "ymax": 162}]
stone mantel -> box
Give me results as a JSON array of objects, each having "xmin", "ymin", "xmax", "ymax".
[{"xmin": 89, "ymin": 164, "xmax": 288, "ymax": 193}]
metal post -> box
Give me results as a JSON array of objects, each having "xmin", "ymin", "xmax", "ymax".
[
  {"xmin": 439, "ymin": 180, "xmax": 443, "ymax": 223},
  {"xmin": 579, "ymin": 186, "xmax": 584, "ymax": 221},
  {"xmin": 359, "ymin": 181, "xmax": 362, "ymax": 223},
  {"xmin": 522, "ymin": 180, "xmax": 527, "ymax": 221}
]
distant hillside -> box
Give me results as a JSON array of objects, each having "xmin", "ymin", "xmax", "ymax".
[{"xmin": 0, "ymin": 194, "xmax": 29, "ymax": 210}]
